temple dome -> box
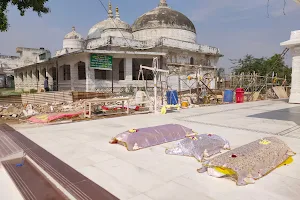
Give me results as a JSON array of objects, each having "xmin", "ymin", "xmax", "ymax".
[
  {"xmin": 64, "ymin": 27, "xmax": 83, "ymax": 40},
  {"xmin": 132, "ymin": 1, "xmax": 196, "ymax": 33},
  {"xmin": 132, "ymin": 0, "xmax": 196, "ymax": 43},
  {"xmin": 63, "ymin": 27, "xmax": 84, "ymax": 50},
  {"xmin": 87, "ymin": 3, "xmax": 132, "ymax": 40}
]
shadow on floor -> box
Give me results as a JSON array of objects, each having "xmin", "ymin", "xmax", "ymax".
[{"xmin": 249, "ymin": 106, "xmax": 300, "ymax": 125}]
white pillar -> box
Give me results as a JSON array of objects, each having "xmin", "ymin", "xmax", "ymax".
[
  {"xmin": 125, "ymin": 57, "xmax": 133, "ymax": 81},
  {"xmin": 85, "ymin": 57, "xmax": 95, "ymax": 92},
  {"xmin": 70, "ymin": 63, "xmax": 78, "ymax": 91},
  {"xmin": 281, "ymin": 30, "xmax": 300, "ymax": 103}
]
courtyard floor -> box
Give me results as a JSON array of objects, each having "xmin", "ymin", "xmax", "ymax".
[{"xmin": 5, "ymin": 99, "xmax": 300, "ymax": 200}]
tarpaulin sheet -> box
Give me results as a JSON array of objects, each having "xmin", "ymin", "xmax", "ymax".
[
  {"xmin": 28, "ymin": 111, "xmax": 83, "ymax": 123},
  {"xmin": 198, "ymin": 137, "xmax": 296, "ymax": 186},
  {"xmin": 110, "ymin": 124, "xmax": 195, "ymax": 151},
  {"xmin": 166, "ymin": 134, "xmax": 230, "ymax": 161}
]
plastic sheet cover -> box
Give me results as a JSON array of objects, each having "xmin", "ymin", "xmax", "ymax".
[
  {"xmin": 166, "ymin": 134, "xmax": 230, "ymax": 161},
  {"xmin": 28, "ymin": 111, "xmax": 83, "ymax": 123},
  {"xmin": 198, "ymin": 137, "xmax": 296, "ymax": 186},
  {"xmin": 110, "ymin": 124, "xmax": 194, "ymax": 151}
]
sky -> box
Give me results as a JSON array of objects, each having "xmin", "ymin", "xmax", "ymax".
[{"xmin": 0, "ymin": 0, "xmax": 300, "ymax": 73}]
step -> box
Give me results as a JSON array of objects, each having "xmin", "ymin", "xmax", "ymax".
[
  {"xmin": 0, "ymin": 164, "xmax": 23, "ymax": 200},
  {"xmin": 2, "ymin": 158, "xmax": 68, "ymax": 200},
  {"xmin": 0, "ymin": 123, "xmax": 119, "ymax": 200},
  {"xmin": 0, "ymin": 131, "xmax": 24, "ymax": 162}
]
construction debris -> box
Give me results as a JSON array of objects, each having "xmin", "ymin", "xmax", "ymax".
[
  {"xmin": 110, "ymin": 124, "xmax": 195, "ymax": 151},
  {"xmin": 198, "ymin": 137, "xmax": 296, "ymax": 186},
  {"xmin": 166, "ymin": 134, "xmax": 230, "ymax": 161}
]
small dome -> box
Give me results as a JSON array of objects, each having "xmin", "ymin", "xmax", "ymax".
[
  {"xmin": 64, "ymin": 27, "xmax": 83, "ymax": 40},
  {"xmin": 132, "ymin": 2, "xmax": 196, "ymax": 33},
  {"xmin": 87, "ymin": 3, "xmax": 131, "ymax": 40},
  {"xmin": 87, "ymin": 18, "xmax": 131, "ymax": 39}
]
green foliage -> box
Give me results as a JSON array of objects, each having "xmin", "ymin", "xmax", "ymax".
[
  {"xmin": 0, "ymin": 0, "xmax": 50, "ymax": 32},
  {"xmin": 216, "ymin": 67, "xmax": 225, "ymax": 78},
  {"xmin": 231, "ymin": 54, "xmax": 292, "ymax": 83}
]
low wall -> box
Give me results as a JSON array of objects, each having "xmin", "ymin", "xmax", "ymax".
[
  {"xmin": 72, "ymin": 92, "xmax": 112, "ymax": 101},
  {"xmin": 0, "ymin": 95, "xmax": 22, "ymax": 105},
  {"xmin": 21, "ymin": 91, "xmax": 73, "ymax": 104}
]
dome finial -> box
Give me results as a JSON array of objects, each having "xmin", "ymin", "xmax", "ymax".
[
  {"xmin": 159, "ymin": 0, "xmax": 168, "ymax": 7},
  {"xmin": 72, "ymin": 26, "xmax": 75, "ymax": 31},
  {"xmin": 108, "ymin": 0, "xmax": 113, "ymax": 18},
  {"xmin": 115, "ymin": 6, "xmax": 120, "ymax": 19}
]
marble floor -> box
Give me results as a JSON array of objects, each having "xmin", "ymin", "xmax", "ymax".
[{"xmin": 12, "ymin": 99, "xmax": 300, "ymax": 200}]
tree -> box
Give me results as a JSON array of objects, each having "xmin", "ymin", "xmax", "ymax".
[
  {"xmin": 216, "ymin": 67, "xmax": 225, "ymax": 78},
  {"xmin": 231, "ymin": 54, "xmax": 292, "ymax": 83},
  {"xmin": 0, "ymin": 0, "xmax": 50, "ymax": 32}
]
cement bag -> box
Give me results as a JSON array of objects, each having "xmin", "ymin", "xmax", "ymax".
[
  {"xmin": 198, "ymin": 137, "xmax": 296, "ymax": 186},
  {"xmin": 166, "ymin": 134, "xmax": 230, "ymax": 161},
  {"xmin": 110, "ymin": 124, "xmax": 195, "ymax": 151}
]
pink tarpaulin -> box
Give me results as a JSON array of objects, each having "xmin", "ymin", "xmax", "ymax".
[
  {"xmin": 110, "ymin": 124, "xmax": 195, "ymax": 151},
  {"xmin": 28, "ymin": 111, "xmax": 83, "ymax": 123}
]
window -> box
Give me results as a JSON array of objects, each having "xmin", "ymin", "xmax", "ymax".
[
  {"xmin": 119, "ymin": 59, "xmax": 125, "ymax": 80},
  {"xmin": 190, "ymin": 57, "xmax": 194, "ymax": 65},
  {"xmin": 95, "ymin": 69, "xmax": 107, "ymax": 80},
  {"xmin": 63, "ymin": 65, "xmax": 71, "ymax": 80},
  {"xmin": 78, "ymin": 62, "xmax": 86, "ymax": 80}
]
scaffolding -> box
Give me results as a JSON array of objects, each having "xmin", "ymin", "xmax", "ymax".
[
  {"xmin": 216, "ymin": 71, "xmax": 289, "ymax": 101},
  {"xmin": 167, "ymin": 63, "xmax": 219, "ymax": 104}
]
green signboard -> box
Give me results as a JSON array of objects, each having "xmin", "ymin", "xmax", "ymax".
[{"xmin": 90, "ymin": 54, "xmax": 113, "ymax": 70}]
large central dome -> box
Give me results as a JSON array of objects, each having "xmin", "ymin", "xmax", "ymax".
[
  {"xmin": 132, "ymin": 6, "xmax": 196, "ymax": 33},
  {"xmin": 132, "ymin": 0, "xmax": 196, "ymax": 43}
]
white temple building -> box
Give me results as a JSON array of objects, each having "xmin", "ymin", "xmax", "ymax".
[{"xmin": 13, "ymin": 0, "xmax": 222, "ymax": 92}]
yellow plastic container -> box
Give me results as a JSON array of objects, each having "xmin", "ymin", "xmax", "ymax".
[{"xmin": 181, "ymin": 101, "xmax": 189, "ymax": 108}]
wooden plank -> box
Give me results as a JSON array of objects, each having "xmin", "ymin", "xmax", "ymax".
[{"xmin": 272, "ymin": 86, "xmax": 288, "ymax": 99}]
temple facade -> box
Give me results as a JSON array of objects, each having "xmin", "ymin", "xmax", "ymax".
[{"xmin": 12, "ymin": 0, "xmax": 222, "ymax": 92}]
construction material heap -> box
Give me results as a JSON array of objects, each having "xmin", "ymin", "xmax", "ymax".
[{"xmin": 198, "ymin": 137, "xmax": 296, "ymax": 186}]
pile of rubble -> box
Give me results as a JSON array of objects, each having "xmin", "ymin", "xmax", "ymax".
[
  {"xmin": 0, "ymin": 100, "xmax": 87, "ymax": 119},
  {"xmin": 0, "ymin": 95, "xmax": 138, "ymax": 120}
]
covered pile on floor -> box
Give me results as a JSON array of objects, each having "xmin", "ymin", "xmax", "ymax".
[
  {"xmin": 166, "ymin": 134, "xmax": 230, "ymax": 161},
  {"xmin": 28, "ymin": 111, "xmax": 83, "ymax": 123},
  {"xmin": 110, "ymin": 124, "xmax": 195, "ymax": 151},
  {"xmin": 198, "ymin": 137, "xmax": 296, "ymax": 186}
]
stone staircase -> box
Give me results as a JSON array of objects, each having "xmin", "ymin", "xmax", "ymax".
[{"xmin": 0, "ymin": 124, "xmax": 119, "ymax": 200}]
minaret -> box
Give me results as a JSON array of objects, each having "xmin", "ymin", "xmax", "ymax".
[
  {"xmin": 115, "ymin": 6, "xmax": 120, "ymax": 20},
  {"xmin": 108, "ymin": 0, "xmax": 113, "ymax": 18},
  {"xmin": 159, "ymin": 0, "xmax": 168, "ymax": 7}
]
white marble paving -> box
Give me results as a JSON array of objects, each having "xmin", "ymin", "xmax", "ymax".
[
  {"xmin": 12, "ymin": 100, "xmax": 300, "ymax": 200},
  {"xmin": 0, "ymin": 165, "xmax": 24, "ymax": 200}
]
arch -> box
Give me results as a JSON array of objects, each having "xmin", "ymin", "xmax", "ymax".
[
  {"xmin": 119, "ymin": 59, "xmax": 125, "ymax": 80},
  {"xmin": 77, "ymin": 61, "xmax": 86, "ymax": 80},
  {"xmin": 41, "ymin": 68, "xmax": 46, "ymax": 79},
  {"xmin": 63, "ymin": 65, "xmax": 71, "ymax": 80},
  {"xmin": 50, "ymin": 67, "xmax": 57, "ymax": 81},
  {"xmin": 190, "ymin": 57, "xmax": 194, "ymax": 65},
  {"xmin": 19, "ymin": 72, "xmax": 24, "ymax": 82},
  {"xmin": 24, "ymin": 71, "xmax": 27, "ymax": 80},
  {"xmin": 28, "ymin": 70, "xmax": 32, "ymax": 79},
  {"xmin": 36, "ymin": 70, "xmax": 40, "ymax": 81},
  {"xmin": 202, "ymin": 73, "xmax": 213, "ymax": 87}
]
